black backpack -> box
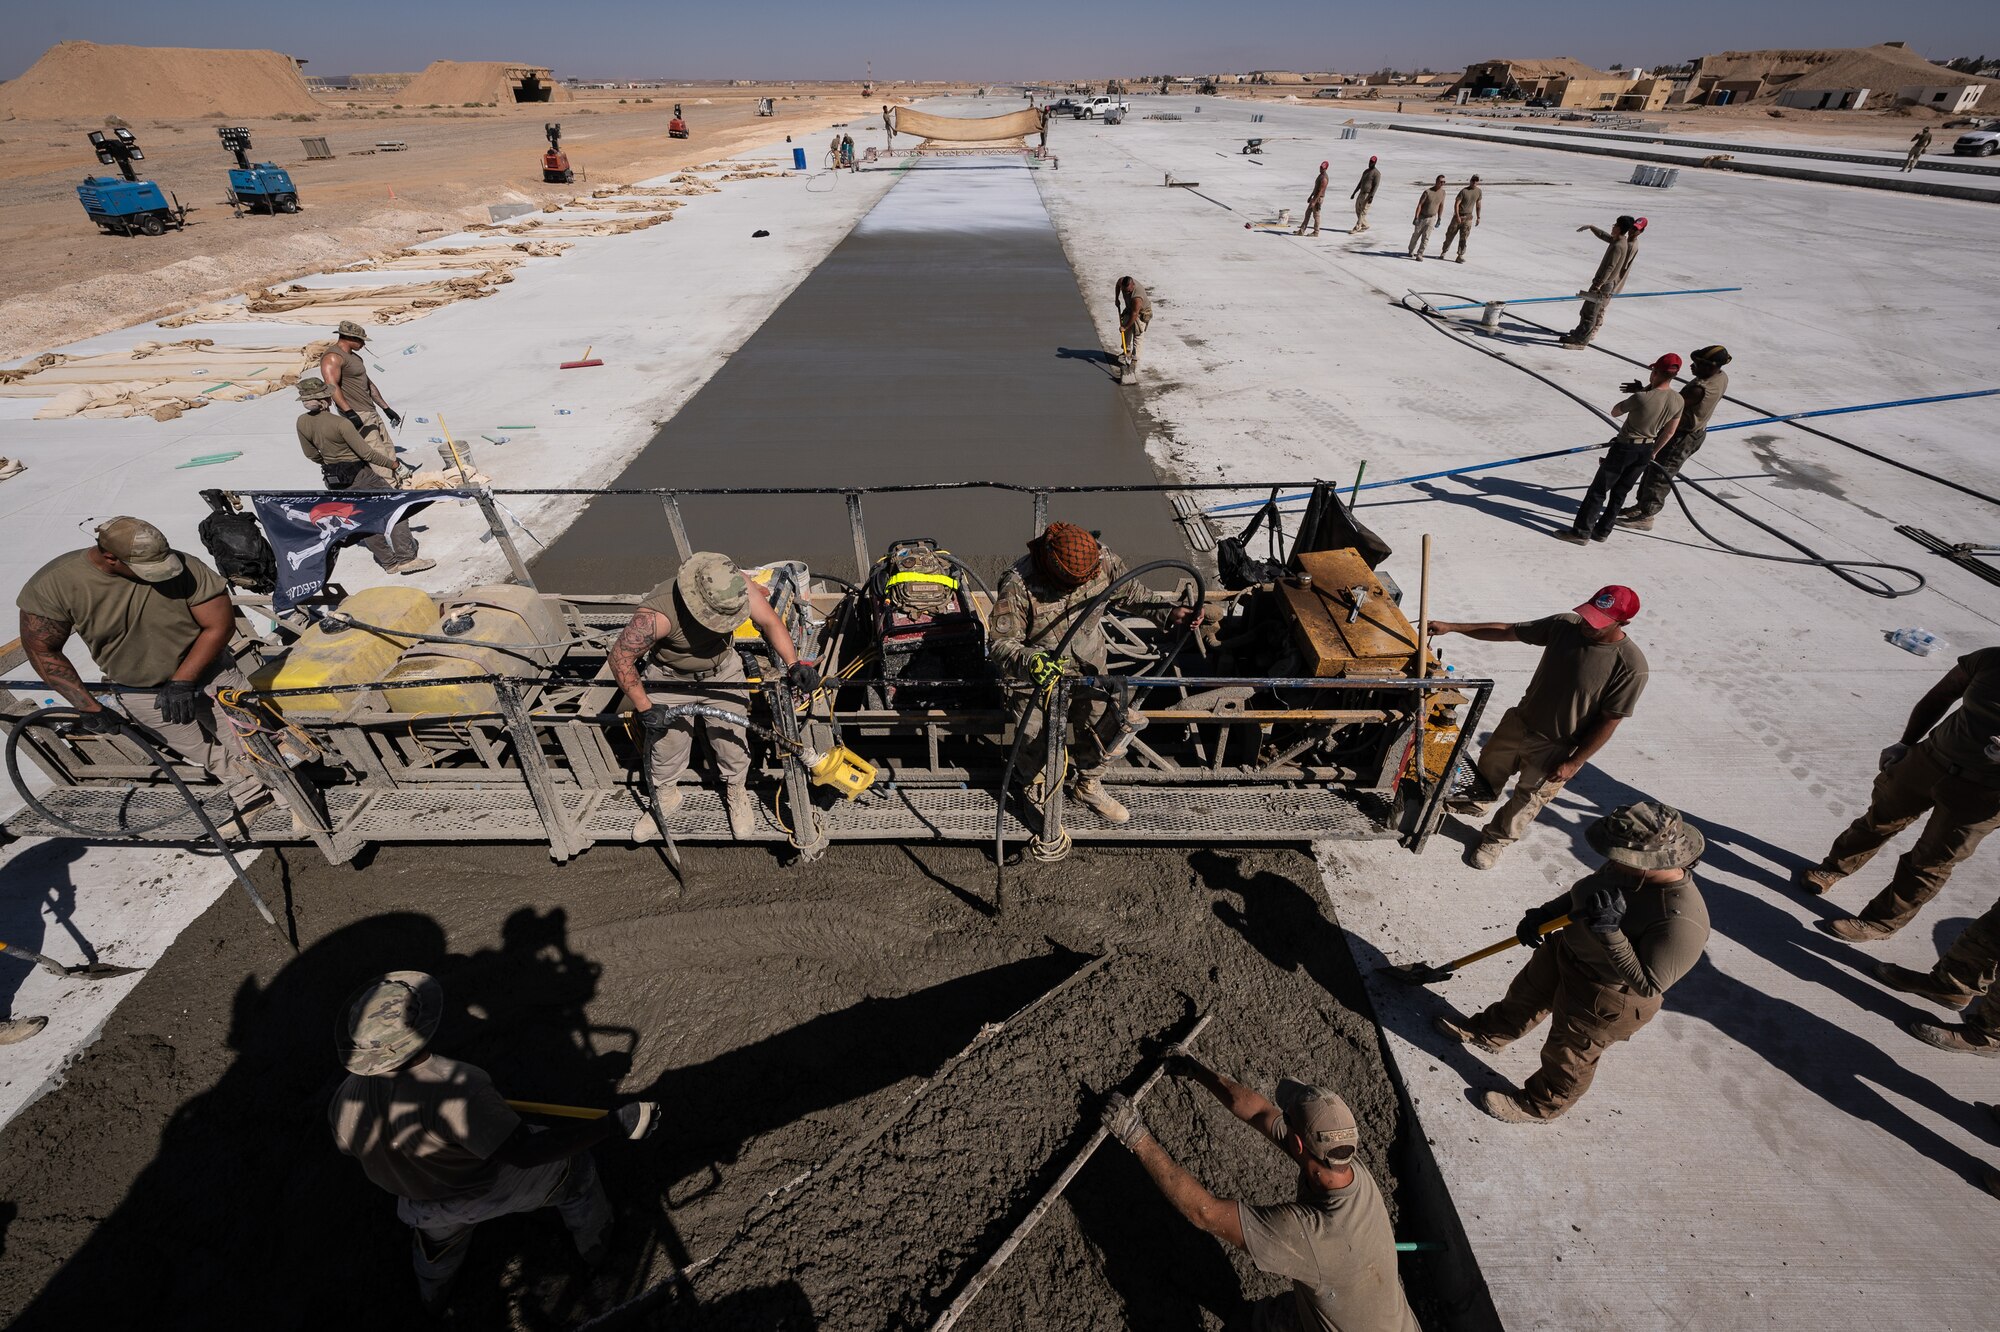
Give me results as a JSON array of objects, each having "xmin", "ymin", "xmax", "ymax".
[{"xmin": 198, "ymin": 489, "xmax": 277, "ymax": 594}]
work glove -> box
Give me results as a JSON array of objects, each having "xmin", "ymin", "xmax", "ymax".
[
  {"xmin": 393, "ymin": 460, "xmax": 418, "ymax": 485},
  {"xmin": 1619, "ymin": 380, "xmax": 1644, "ymax": 394},
  {"xmin": 1514, "ymin": 911, "xmax": 1551, "ymax": 950},
  {"xmin": 341, "ymin": 409, "xmax": 366, "ymax": 432},
  {"xmin": 70, "ymin": 709, "xmax": 124, "ymax": 735},
  {"xmin": 383, "ymin": 407, "xmax": 404, "ymax": 430},
  {"xmin": 1025, "ymin": 652, "xmax": 1071, "ymax": 692},
  {"xmin": 638, "ymin": 704, "xmax": 675, "ymax": 737},
  {"xmin": 1582, "ymin": 884, "xmax": 1629, "ymax": 937},
  {"xmin": 1879, "ymin": 742, "xmax": 1910, "ymax": 771},
  {"xmin": 785, "ymin": 660, "xmax": 822, "ymax": 695},
  {"xmin": 614, "ymin": 1101, "xmax": 662, "ymax": 1141},
  {"xmin": 157, "ymin": 680, "xmax": 200, "ymax": 726},
  {"xmin": 1100, "ymin": 1091, "xmax": 1150, "ymax": 1149}
]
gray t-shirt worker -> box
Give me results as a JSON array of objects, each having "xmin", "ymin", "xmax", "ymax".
[
  {"xmin": 16, "ymin": 516, "xmax": 258, "ymax": 805},
  {"xmin": 1101, "ymin": 1062, "xmax": 1418, "ymax": 1332},
  {"xmin": 1432, "ymin": 587, "xmax": 1648, "ymax": 868}
]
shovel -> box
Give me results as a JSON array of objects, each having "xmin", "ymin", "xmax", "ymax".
[
  {"xmin": 0, "ymin": 939, "xmax": 145, "ymax": 981},
  {"xmin": 1379, "ymin": 915, "xmax": 1571, "ymax": 985}
]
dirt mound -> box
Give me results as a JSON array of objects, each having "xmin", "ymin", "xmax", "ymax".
[
  {"xmin": 0, "ymin": 41, "xmax": 321, "ymax": 120},
  {"xmin": 400, "ymin": 60, "xmax": 573, "ymax": 107},
  {"xmin": 1693, "ymin": 43, "xmax": 1987, "ymax": 101}
]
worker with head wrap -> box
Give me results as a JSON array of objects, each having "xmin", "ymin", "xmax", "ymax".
[
  {"xmin": 1296, "ymin": 160, "xmax": 1329, "ymax": 236},
  {"xmin": 989, "ymin": 523, "xmax": 1198, "ymax": 825},
  {"xmin": 1350, "ymin": 156, "xmax": 1380, "ymax": 233}
]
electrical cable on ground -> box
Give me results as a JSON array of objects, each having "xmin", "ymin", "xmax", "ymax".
[
  {"xmin": 1398, "ymin": 291, "xmax": 1924, "ymax": 599},
  {"xmin": 5, "ymin": 707, "xmax": 283, "ymax": 932}
]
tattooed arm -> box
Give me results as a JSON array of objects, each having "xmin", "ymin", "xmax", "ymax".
[
  {"xmin": 18, "ymin": 611, "xmax": 99, "ymax": 711},
  {"xmin": 609, "ymin": 609, "xmax": 664, "ymax": 712}
]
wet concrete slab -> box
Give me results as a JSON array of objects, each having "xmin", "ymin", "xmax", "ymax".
[{"xmin": 531, "ymin": 157, "xmax": 1187, "ymax": 591}]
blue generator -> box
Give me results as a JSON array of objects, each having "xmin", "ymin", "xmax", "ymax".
[
  {"xmin": 219, "ymin": 126, "xmax": 300, "ymax": 214},
  {"xmin": 76, "ymin": 128, "xmax": 189, "ymax": 236}
]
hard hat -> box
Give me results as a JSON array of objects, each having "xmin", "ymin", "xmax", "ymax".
[{"xmin": 1653, "ymin": 352, "xmax": 1683, "ymax": 373}]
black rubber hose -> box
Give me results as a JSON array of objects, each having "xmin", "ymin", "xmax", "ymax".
[
  {"xmin": 993, "ymin": 559, "xmax": 1207, "ymax": 900},
  {"xmin": 1399, "ymin": 293, "xmax": 1924, "ymax": 598},
  {"xmin": 6, "ymin": 707, "xmax": 280, "ymax": 929}
]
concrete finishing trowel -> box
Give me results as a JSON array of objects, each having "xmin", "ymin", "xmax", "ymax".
[{"xmin": 0, "ymin": 939, "xmax": 144, "ymax": 981}]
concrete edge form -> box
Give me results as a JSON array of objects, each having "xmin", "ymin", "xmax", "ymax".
[
  {"xmin": 1389, "ymin": 122, "xmax": 2000, "ymax": 203},
  {"xmin": 1491, "ymin": 123, "xmax": 2000, "ymax": 177}
]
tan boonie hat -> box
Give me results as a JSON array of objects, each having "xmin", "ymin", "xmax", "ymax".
[
  {"xmin": 1274, "ymin": 1078, "xmax": 1359, "ymax": 1166},
  {"xmin": 337, "ymin": 970, "xmax": 443, "ymax": 1076},
  {"xmin": 296, "ymin": 375, "xmax": 333, "ymax": 401},
  {"xmin": 675, "ymin": 551, "xmax": 750, "ymax": 633},
  {"xmin": 336, "ymin": 319, "xmax": 368, "ymax": 342},
  {"xmin": 95, "ymin": 516, "xmax": 184, "ymax": 582},
  {"xmin": 1587, "ymin": 800, "xmax": 1705, "ymax": 871}
]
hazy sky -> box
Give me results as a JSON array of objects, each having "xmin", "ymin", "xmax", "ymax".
[{"xmin": 6, "ymin": 2, "xmax": 1996, "ymax": 82}]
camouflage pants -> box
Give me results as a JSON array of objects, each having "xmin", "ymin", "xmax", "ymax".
[
  {"xmin": 1565, "ymin": 293, "xmax": 1611, "ymax": 345},
  {"xmin": 1005, "ymin": 680, "xmax": 1112, "ymax": 780},
  {"xmin": 1441, "ymin": 216, "xmax": 1472, "ymax": 258},
  {"xmin": 1297, "ymin": 199, "xmax": 1322, "ymax": 233},
  {"xmin": 1465, "ymin": 940, "xmax": 1662, "ymax": 1118},
  {"xmin": 1821, "ymin": 742, "xmax": 2000, "ymax": 931},
  {"xmin": 1352, "ymin": 198, "xmax": 1371, "ymax": 230},
  {"xmin": 1632, "ymin": 427, "xmax": 1706, "ymax": 517}
]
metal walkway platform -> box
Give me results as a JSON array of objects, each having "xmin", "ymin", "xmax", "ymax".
[{"xmin": 7, "ymin": 783, "xmax": 1398, "ymax": 848}]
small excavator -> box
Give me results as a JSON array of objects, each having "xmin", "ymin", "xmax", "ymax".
[
  {"xmin": 541, "ymin": 122, "xmax": 574, "ymax": 183},
  {"xmin": 668, "ymin": 102, "xmax": 690, "ymax": 140}
]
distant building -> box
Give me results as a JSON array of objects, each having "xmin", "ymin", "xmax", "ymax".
[
  {"xmin": 1684, "ymin": 43, "xmax": 1988, "ymax": 110},
  {"xmin": 1449, "ymin": 57, "xmax": 1617, "ymax": 101}
]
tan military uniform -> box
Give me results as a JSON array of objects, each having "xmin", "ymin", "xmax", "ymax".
[
  {"xmin": 1571, "ymin": 385, "xmax": 1681, "ymax": 539},
  {"xmin": 1634, "ymin": 369, "xmax": 1730, "ymax": 517},
  {"xmin": 1350, "ymin": 166, "xmax": 1380, "ymax": 231},
  {"xmin": 1463, "ymin": 867, "xmax": 1709, "ymax": 1117},
  {"xmin": 1116, "ymin": 280, "xmax": 1152, "ymax": 368},
  {"xmin": 990, "ymin": 550, "xmax": 1174, "ymax": 778},
  {"xmin": 1298, "ymin": 167, "xmax": 1328, "ymax": 235},
  {"xmin": 1565, "ymin": 226, "xmax": 1636, "ymax": 346},
  {"xmin": 1819, "ymin": 649, "xmax": 2000, "ymax": 932},
  {"xmin": 295, "ymin": 409, "xmax": 418, "ymax": 570},
  {"xmin": 1408, "ymin": 185, "xmax": 1445, "ymax": 258},
  {"xmin": 1239, "ymin": 1136, "xmax": 1421, "ymax": 1332},
  {"xmin": 1440, "ymin": 184, "xmax": 1481, "ymax": 260},
  {"xmin": 635, "ymin": 577, "xmax": 752, "ymax": 791},
  {"xmin": 1905, "ymin": 129, "xmax": 1931, "ymax": 171},
  {"xmin": 329, "ymin": 344, "xmax": 395, "ymax": 458}
]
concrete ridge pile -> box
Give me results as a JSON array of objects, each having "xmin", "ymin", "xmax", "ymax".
[
  {"xmin": 399, "ymin": 60, "xmax": 574, "ymax": 107},
  {"xmin": 0, "ymin": 41, "xmax": 321, "ymax": 120}
]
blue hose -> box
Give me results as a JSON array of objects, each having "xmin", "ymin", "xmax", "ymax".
[{"xmin": 1427, "ymin": 286, "xmax": 1742, "ymax": 311}]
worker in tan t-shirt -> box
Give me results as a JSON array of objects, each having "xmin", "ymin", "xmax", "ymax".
[
  {"xmin": 1436, "ymin": 802, "xmax": 1710, "ymax": 1123},
  {"xmin": 1623, "ymin": 344, "xmax": 1733, "ymax": 529},
  {"xmin": 1296, "ymin": 160, "xmax": 1329, "ymax": 236},
  {"xmin": 1430, "ymin": 586, "xmax": 1648, "ymax": 867},
  {"xmin": 1349, "ymin": 156, "xmax": 1380, "ymax": 232},
  {"xmin": 1407, "ymin": 175, "xmax": 1446, "ymax": 260},
  {"xmin": 1101, "ymin": 1063, "xmax": 1418, "ymax": 1332},
  {"xmin": 15, "ymin": 516, "xmax": 259, "ymax": 809},
  {"xmin": 1437, "ymin": 175, "xmax": 1482, "ymax": 262},
  {"xmin": 608, "ymin": 552, "xmax": 818, "ymax": 841},
  {"xmin": 1565, "ymin": 353, "xmax": 1684, "ymax": 542},
  {"xmin": 317, "ymin": 320, "xmax": 404, "ymax": 461},
  {"xmin": 1115, "ymin": 275, "xmax": 1152, "ymax": 378},
  {"xmin": 328, "ymin": 971, "xmax": 661, "ymax": 1314},
  {"xmin": 1560, "ymin": 215, "xmax": 1645, "ymax": 347}
]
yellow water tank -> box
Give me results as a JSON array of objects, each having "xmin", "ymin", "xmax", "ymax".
[
  {"xmin": 382, "ymin": 585, "xmax": 567, "ymax": 716},
  {"xmin": 251, "ymin": 586, "xmax": 440, "ymax": 714}
]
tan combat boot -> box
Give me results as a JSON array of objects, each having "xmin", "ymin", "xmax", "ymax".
[
  {"xmin": 1071, "ymin": 775, "xmax": 1129, "ymax": 825},
  {"xmin": 725, "ymin": 785, "xmax": 759, "ymax": 839},
  {"xmin": 631, "ymin": 787, "xmax": 684, "ymax": 842}
]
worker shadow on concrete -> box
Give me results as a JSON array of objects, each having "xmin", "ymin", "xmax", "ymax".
[
  {"xmin": 0, "ymin": 839, "xmax": 91, "ymax": 1019},
  {"xmin": 1055, "ymin": 346, "xmax": 1125, "ymax": 381},
  {"xmin": 1394, "ymin": 476, "xmax": 1580, "ymax": 538}
]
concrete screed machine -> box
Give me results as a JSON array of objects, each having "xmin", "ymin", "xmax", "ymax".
[{"xmin": 1, "ymin": 485, "xmax": 1491, "ymax": 873}]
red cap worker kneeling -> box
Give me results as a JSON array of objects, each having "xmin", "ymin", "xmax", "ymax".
[
  {"xmin": 1101, "ymin": 1057, "xmax": 1420, "ymax": 1331},
  {"xmin": 1436, "ymin": 801, "xmax": 1711, "ymax": 1123},
  {"xmin": 1431, "ymin": 586, "xmax": 1648, "ymax": 868},
  {"xmin": 328, "ymin": 971, "xmax": 661, "ymax": 1314}
]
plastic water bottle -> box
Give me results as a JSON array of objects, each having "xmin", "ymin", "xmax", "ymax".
[
  {"xmin": 401, "ymin": 344, "xmax": 422, "ymax": 356},
  {"xmin": 1890, "ymin": 628, "xmax": 1940, "ymax": 656}
]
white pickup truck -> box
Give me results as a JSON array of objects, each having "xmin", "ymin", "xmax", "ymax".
[{"xmin": 1073, "ymin": 96, "xmax": 1129, "ymax": 119}]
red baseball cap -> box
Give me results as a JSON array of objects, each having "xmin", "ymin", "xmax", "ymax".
[
  {"xmin": 1320, "ymin": 160, "xmax": 1329, "ymax": 169},
  {"xmin": 1653, "ymin": 352, "xmax": 1683, "ymax": 373},
  {"xmin": 1576, "ymin": 585, "xmax": 1640, "ymax": 628}
]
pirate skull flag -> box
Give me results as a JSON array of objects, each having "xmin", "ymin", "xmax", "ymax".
[{"xmin": 248, "ymin": 490, "xmax": 457, "ymax": 610}]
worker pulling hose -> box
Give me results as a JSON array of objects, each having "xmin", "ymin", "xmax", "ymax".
[
  {"xmin": 1399, "ymin": 291, "xmax": 1925, "ymax": 599},
  {"xmin": 993, "ymin": 554, "xmax": 1206, "ymax": 901},
  {"xmin": 5, "ymin": 707, "xmax": 281, "ymax": 930}
]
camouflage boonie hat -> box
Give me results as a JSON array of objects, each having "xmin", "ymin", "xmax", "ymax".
[
  {"xmin": 337, "ymin": 971, "xmax": 443, "ymax": 1075},
  {"xmin": 335, "ymin": 319, "xmax": 368, "ymax": 342},
  {"xmin": 296, "ymin": 375, "xmax": 333, "ymax": 401},
  {"xmin": 1586, "ymin": 800, "xmax": 1705, "ymax": 871},
  {"xmin": 675, "ymin": 552, "xmax": 750, "ymax": 633}
]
